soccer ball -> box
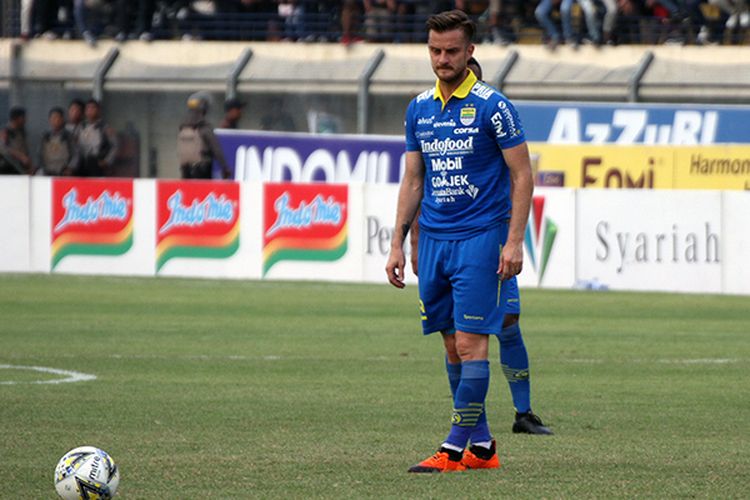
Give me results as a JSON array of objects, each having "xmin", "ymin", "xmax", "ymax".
[{"xmin": 54, "ymin": 446, "xmax": 120, "ymax": 499}]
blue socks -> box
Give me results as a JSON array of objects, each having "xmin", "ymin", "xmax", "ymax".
[
  {"xmin": 444, "ymin": 359, "xmax": 491, "ymax": 450},
  {"xmin": 498, "ymin": 322, "xmax": 531, "ymax": 414}
]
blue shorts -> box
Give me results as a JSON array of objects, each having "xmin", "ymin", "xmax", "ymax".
[{"xmin": 418, "ymin": 224, "xmax": 513, "ymax": 335}]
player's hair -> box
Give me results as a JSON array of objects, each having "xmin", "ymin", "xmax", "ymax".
[
  {"xmin": 49, "ymin": 106, "xmax": 65, "ymax": 118},
  {"xmin": 426, "ymin": 10, "xmax": 476, "ymax": 43}
]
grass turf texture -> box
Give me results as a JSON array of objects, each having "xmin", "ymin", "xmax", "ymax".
[{"xmin": 1, "ymin": 274, "xmax": 748, "ymax": 499}]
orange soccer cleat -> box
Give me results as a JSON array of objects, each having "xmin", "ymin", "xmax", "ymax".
[
  {"xmin": 408, "ymin": 448, "xmax": 466, "ymax": 473},
  {"xmin": 461, "ymin": 440, "xmax": 501, "ymax": 470}
]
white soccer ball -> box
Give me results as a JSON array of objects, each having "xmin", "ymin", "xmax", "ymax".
[{"xmin": 54, "ymin": 446, "xmax": 120, "ymax": 500}]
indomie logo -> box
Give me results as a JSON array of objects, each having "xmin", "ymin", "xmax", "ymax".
[
  {"xmin": 267, "ymin": 192, "xmax": 343, "ymax": 237},
  {"xmin": 54, "ymin": 188, "xmax": 128, "ymax": 232},
  {"xmin": 159, "ymin": 190, "xmax": 235, "ymax": 234}
]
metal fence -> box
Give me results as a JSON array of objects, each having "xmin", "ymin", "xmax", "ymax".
[{"xmin": 2, "ymin": 0, "xmax": 747, "ymax": 46}]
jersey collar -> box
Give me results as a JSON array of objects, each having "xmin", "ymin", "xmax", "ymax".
[{"xmin": 433, "ymin": 69, "xmax": 477, "ymax": 110}]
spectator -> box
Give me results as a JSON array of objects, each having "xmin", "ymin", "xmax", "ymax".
[
  {"xmin": 66, "ymin": 98, "xmax": 85, "ymax": 144},
  {"xmin": 39, "ymin": 107, "xmax": 79, "ymax": 176},
  {"xmin": 219, "ymin": 0, "xmax": 277, "ymax": 40},
  {"xmin": 77, "ymin": 99, "xmax": 118, "ymax": 177},
  {"xmin": 219, "ymin": 98, "xmax": 245, "ymax": 129},
  {"xmin": 363, "ymin": 0, "xmax": 397, "ymax": 41},
  {"xmin": 487, "ymin": 0, "xmax": 520, "ymax": 45},
  {"xmin": 73, "ymin": 0, "xmax": 102, "ymax": 46},
  {"xmin": 177, "ymin": 91, "xmax": 231, "ymax": 179},
  {"xmin": 276, "ymin": 0, "xmax": 307, "ymax": 40},
  {"xmin": 536, "ymin": 0, "xmax": 601, "ymax": 49},
  {"xmin": 115, "ymin": 0, "xmax": 156, "ymax": 42},
  {"xmin": 600, "ymin": 0, "xmax": 618, "ymax": 44},
  {"xmin": 341, "ymin": 0, "xmax": 364, "ymax": 44},
  {"xmin": 712, "ymin": 0, "xmax": 750, "ymax": 29},
  {"xmin": 20, "ymin": 0, "xmax": 34, "ymax": 39},
  {"xmin": 0, "ymin": 107, "xmax": 33, "ymax": 175}
]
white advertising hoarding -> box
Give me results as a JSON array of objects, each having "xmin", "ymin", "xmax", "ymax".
[
  {"xmin": 0, "ymin": 176, "xmax": 31, "ymax": 272},
  {"xmin": 362, "ymin": 184, "xmax": 416, "ymax": 285},
  {"xmin": 722, "ymin": 191, "xmax": 750, "ymax": 295},
  {"xmin": 576, "ymin": 189, "xmax": 723, "ymax": 293},
  {"xmin": 517, "ymin": 187, "xmax": 577, "ymax": 289}
]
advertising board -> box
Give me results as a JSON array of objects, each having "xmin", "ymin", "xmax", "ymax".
[
  {"xmin": 515, "ymin": 102, "xmax": 750, "ymax": 145},
  {"xmin": 262, "ymin": 183, "xmax": 362, "ymax": 281},
  {"xmin": 218, "ymin": 130, "xmax": 405, "ymax": 184},
  {"xmin": 156, "ymin": 180, "xmax": 248, "ymax": 277},
  {"xmin": 576, "ymin": 189, "xmax": 723, "ymax": 293}
]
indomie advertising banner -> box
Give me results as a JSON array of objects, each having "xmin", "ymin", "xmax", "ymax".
[
  {"xmin": 51, "ymin": 178, "xmax": 134, "ymax": 269},
  {"xmin": 217, "ymin": 129, "xmax": 405, "ymax": 184},
  {"xmin": 263, "ymin": 183, "xmax": 348, "ymax": 277},
  {"xmin": 156, "ymin": 181, "xmax": 240, "ymax": 272}
]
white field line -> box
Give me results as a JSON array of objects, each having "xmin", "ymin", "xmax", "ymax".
[{"xmin": 0, "ymin": 364, "xmax": 97, "ymax": 385}]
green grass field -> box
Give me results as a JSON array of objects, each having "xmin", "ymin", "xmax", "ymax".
[{"xmin": 1, "ymin": 274, "xmax": 749, "ymax": 499}]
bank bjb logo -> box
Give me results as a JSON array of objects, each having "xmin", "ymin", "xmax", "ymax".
[
  {"xmin": 51, "ymin": 179, "xmax": 133, "ymax": 269},
  {"xmin": 460, "ymin": 106, "xmax": 476, "ymax": 126},
  {"xmin": 156, "ymin": 181, "xmax": 240, "ymax": 272},
  {"xmin": 524, "ymin": 196, "xmax": 558, "ymax": 284},
  {"xmin": 263, "ymin": 183, "xmax": 348, "ymax": 276}
]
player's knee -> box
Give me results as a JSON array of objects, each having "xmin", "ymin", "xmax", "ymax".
[
  {"xmin": 441, "ymin": 330, "xmax": 461, "ymax": 363},
  {"xmin": 454, "ymin": 332, "xmax": 487, "ymax": 361},
  {"xmin": 498, "ymin": 320, "xmax": 522, "ymax": 345},
  {"xmin": 503, "ymin": 313, "xmax": 519, "ymax": 329}
]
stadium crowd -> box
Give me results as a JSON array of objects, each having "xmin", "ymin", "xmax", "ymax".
[{"xmin": 11, "ymin": 0, "xmax": 750, "ymax": 47}]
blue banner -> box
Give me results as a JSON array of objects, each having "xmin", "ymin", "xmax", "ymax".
[
  {"xmin": 514, "ymin": 101, "xmax": 750, "ymax": 145},
  {"xmin": 217, "ymin": 130, "xmax": 406, "ymax": 183}
]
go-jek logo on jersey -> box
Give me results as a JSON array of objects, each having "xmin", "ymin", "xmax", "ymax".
[
  {"xmin": 420, "ymin": 136, "xmax": 474, "ymax": 156},
  {"xmin": 51, "ymin": 179, "xmax": 133, "ymax": 269},
  {"xmin": 263, "ymin": 183, "xmax": 348, "ymax": 276},
  {"xmin": 524, "ymin": 196, "xmax": 558, "ymax": 285},
  {"xmin": 156, "ymin": 181, "xmax": 240, "ymax": 272}
]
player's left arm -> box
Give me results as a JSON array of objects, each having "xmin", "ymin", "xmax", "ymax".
[{"xmin": 498, "ymin": 141, "xmax": 533, "ymax": 281}]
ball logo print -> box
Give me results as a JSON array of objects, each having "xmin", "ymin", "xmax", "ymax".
[
  {"xmin": 524, "ymin": 195, "xmax": 558, "ymax": 285},
  {"xmin": 54, "ymin": 446, "xmax": 119, "ymax": 500}
]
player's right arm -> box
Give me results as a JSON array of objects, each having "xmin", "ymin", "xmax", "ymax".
[{"xmin": 386, "ymin": 150, "xmax": 424, "ymax": 288}]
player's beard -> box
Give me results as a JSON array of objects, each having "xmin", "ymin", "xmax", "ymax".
[{"xmin": 435, "ymin": 62, "xmax": 468, "ymax": 86}]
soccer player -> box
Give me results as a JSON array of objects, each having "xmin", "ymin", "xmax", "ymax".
[
  {"xmin": 386, "ymin": 10, "xmax": 536, "ymax": 473},
  {"xmin": 410, "ymin": 57, "xmax": 553, "ymax": 438}
]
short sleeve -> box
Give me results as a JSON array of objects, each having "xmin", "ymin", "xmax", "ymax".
[
  {"xmin": 487, "ymin": 95, "xmax": 526, "ymax": 150},
  {"xmin": 404, "ymin": 98, "xmax": 420, "ymax": 152}
]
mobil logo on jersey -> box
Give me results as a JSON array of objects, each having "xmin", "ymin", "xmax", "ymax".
[
  {"xmin": 263, "ymin": 183, "xmax": 348, "ymax": 276},
  {"xmin": 156, "ymin": 181, "xmax": 240, "ymax": 271},
  {"xmin": 524, "ymin": 195, "xmax": 558, "ymax": 285},
  {"xmin": 51, "ymin": 178, "xmax": 133, "ymax": 269}
]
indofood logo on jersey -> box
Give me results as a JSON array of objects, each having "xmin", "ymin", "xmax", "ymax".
[
  {"xmin": 263, "ymin": 183, "xmax": 348, "ymax": 276},
  {"xmin": 420, "ymin": 137, "xmax": 474, "ymax": 156},
  {"xmin": 51, "ymin": 179, "xmax": 133, "ymax": 269},
  {"xmin": 156, "ymin": 181, "xmax": 240, "ymax": 271},
  {"xmin": 524, "ymin": 196, "xmax": 558, "ymax": 284}
]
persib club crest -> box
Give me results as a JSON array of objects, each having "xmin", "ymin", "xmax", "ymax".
[{"xmin": 460, "ymin": 106, "xmax": 476, "ymax": 126}]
